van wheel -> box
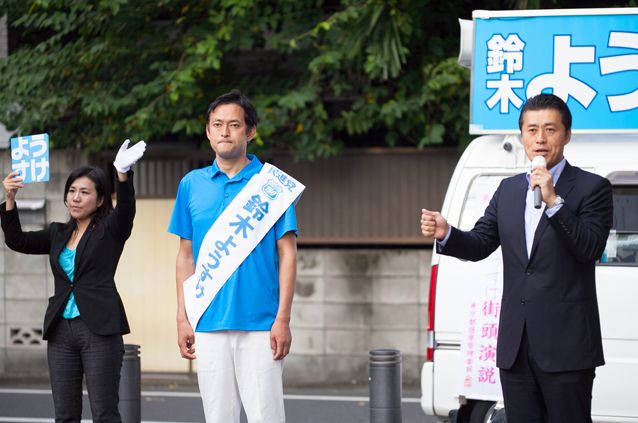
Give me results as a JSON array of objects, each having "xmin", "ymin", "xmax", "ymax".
[{"xmin": 469, "ymin": 401, "xmax": 497, "ymax": 423}]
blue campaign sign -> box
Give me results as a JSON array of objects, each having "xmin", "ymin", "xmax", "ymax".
[
  {"xmin": 10, "ymin": 133, "xmax": 50, "ymax": 183},
  {"xmin": 470, "ymin": 9, "xmax": 638, "ymax": 134}
]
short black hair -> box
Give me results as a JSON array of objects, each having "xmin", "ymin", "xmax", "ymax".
[
  {"xmin": 206, "ymin": 90, "xmax": 259, "ymax": 131},
  {"xmin": 519, "ymin": 93, "xmax": 572, "ymax": 132}
]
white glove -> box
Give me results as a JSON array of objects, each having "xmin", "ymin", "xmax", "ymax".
[{"xmin": 113, "ymin": 139, "xmax": 146, "ymax": 173}]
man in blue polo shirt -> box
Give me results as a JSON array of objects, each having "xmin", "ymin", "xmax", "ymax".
[{"xmin": 168, "ymin": 91, "xmax": 297, "ymax": 423}]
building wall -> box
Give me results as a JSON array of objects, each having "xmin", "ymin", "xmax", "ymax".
[
  {"xmin": 115, "ymin": 201, "xmax": 433, "ymax": 384},
  {"xmin": 287, "ymin": 248, "xmax": 432, "ymax": 386},
  {"xmin": 98, "ymin": 147, "xmax": 459, "ymax": 245},
  {"xmin": 114, "ymin": 199, "xmax": 187, "ymax": 373},
  {"xmin": 273, "ymin": 149, "xmax": 458, "ymax": 245},
  {"xmin": 0, "ymin": 148, "xmax": 439, "ymax": 386}
]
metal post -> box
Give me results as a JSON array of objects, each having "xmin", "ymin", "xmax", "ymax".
[
  {"xmin": 119, "ymin": 344, "xmax": 141, "ymax": 423},
  {"xmin": 369, "ymin": 349, "xmax": 402, "ymax": 423}
]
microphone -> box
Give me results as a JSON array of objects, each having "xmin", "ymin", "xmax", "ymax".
[{"xmin": 531, "ymin": 156, "xmax": 546, "ymax": 209}]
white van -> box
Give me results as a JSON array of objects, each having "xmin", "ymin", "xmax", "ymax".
[{"xmin": 420, "ymin": 134, "xmax": 638, "ymax": 422}]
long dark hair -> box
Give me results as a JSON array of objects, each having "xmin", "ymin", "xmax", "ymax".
[{"xmin": 63, "ymin": 166, "xmax": 113, "ymax": 226}]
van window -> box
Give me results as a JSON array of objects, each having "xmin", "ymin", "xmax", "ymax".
[
  {"xmin": 459, "ymin": 175, "xmax": 511, "ymax": 230},
  {"xmin": 599, "ymin": 185, "xmax": 638, "ymax": 266}
]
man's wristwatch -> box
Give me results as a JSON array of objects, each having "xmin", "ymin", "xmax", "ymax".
[{"xmin": 550, "ymin": 195, "xmax": 565, "ymax": 208}]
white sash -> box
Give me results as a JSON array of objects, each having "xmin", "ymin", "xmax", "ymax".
[{"xmin": 183, "ymin": 163, "xmax": 305, "ymax": 328}]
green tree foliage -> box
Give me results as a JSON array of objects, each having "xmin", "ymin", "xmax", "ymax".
[{"xmin": 0, "ymin": 0, "xmax": 635, "ymax": 158}]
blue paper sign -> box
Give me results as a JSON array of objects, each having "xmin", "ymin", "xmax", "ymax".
[
  {"xmin": 10, "ymin": 133, "xmax": 50, "ymax": 183},
  {"xmin": 470, "ymin": 9, "xmax": 638, "ymax": 134}
]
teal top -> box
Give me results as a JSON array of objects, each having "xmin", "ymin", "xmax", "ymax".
[{"xmin": 58, "ymin": 247, "xmax": 80, "ymax": 319}]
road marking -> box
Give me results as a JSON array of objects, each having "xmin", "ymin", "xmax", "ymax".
[
  {"xmin": 0, "ymin": 388, "xmax": 421, "ymax": 403},
  {"xmin": 0, "ymin": 419, "xmax": 190, "ymax": 423},
  {"xmin": 283, "ymin": 394, "xmax": 421, "ymax": 404},
  {"xmin": 0, "ymin": 389, "xmax": 52, "ymax": 395},
  {"xmin": 0, "ymin": 419, "xmax": 86, "ymax": 423}
]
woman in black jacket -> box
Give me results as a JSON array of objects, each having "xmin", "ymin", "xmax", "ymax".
[{"xmin": 1, "ymin": 140, "xmax": 145, "ymax": 423}]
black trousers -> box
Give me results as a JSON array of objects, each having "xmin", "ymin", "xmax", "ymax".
[
  {"xmin": 499, "ymin": 328, "xmax": 595, "ymax": 423},
  {"xmin": 47, "ymin": 317, "xmax": 124, "ymax": 423}
]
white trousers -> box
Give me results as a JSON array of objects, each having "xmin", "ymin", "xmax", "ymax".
[{"xmin": 196, "ymin": 330, "xmax": 285, "ymax": 423}]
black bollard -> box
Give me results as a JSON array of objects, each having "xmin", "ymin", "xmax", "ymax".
[
  {"xmin": 369, "ymin": 349, "xmax": 402, "ymax": 423},
  {"xmin": 119, "ymin": 344, "xmax": 141, "ymax": 423}
]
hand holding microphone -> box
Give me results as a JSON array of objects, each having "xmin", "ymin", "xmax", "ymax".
[{"xmin": 531, "ymin": 156, "xmax": 551, "ymax": 209}]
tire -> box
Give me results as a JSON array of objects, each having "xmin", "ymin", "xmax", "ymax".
[{"xmin": 468, "ymin": 401, "xmax": 497, "ymax": 423}]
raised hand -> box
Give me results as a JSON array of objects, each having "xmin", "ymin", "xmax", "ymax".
[
  {"xmin": 3, "ymin": 171, "xmax": 25, "ymax": 210},
  {"xmin": 421, "ymin": 208, "xmax": 450, "ymax": 241},
  {"xmin": 113, "ymin": 139, "xmax": 147, "ymax": 173}
]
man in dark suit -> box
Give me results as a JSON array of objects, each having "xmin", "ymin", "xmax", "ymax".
[{"xmin": 421, "ymin": 94, "xmax": 613, "ymax": 422}]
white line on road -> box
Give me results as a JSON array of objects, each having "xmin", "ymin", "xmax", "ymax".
[
  {"xmin": 0, "ymin": 389, "xmax": 52, "ymax": 395},
  {"xmin": 0, "ymin": 388, "xmax": 420, "ymax": 403},
  {"xmin": 0, "ymin": 419, "xmax": 190, "ymax": 423},
  {"xmin": 284, "ymin": 394, "xmax": 420, "ymax": 404},
  {"xmin": 0, "ymin": 419, "xmax": 90, "ymax": 423}
]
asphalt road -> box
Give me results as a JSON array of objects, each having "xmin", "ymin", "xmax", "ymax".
[{"xmin": 0, "ymin": 386, "xmax": 438, "ymax": 423}]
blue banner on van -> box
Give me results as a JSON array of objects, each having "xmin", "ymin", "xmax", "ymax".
[{"xmin": 470, "ymin": 9, "xmax": 638, "ymax": 134}]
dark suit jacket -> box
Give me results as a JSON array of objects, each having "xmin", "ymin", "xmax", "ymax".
[
  {"xmin": 440, "ymin": 162, "xmax": 613, "ymax": 372},
  {"xmin": 0, "ymin": 176, "xmax": 135, "ymax": 340}
]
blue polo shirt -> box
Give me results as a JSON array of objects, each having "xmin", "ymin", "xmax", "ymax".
[{"xmin": 168, "ymin": 154, "xmax": 297, "ymax": 332}]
